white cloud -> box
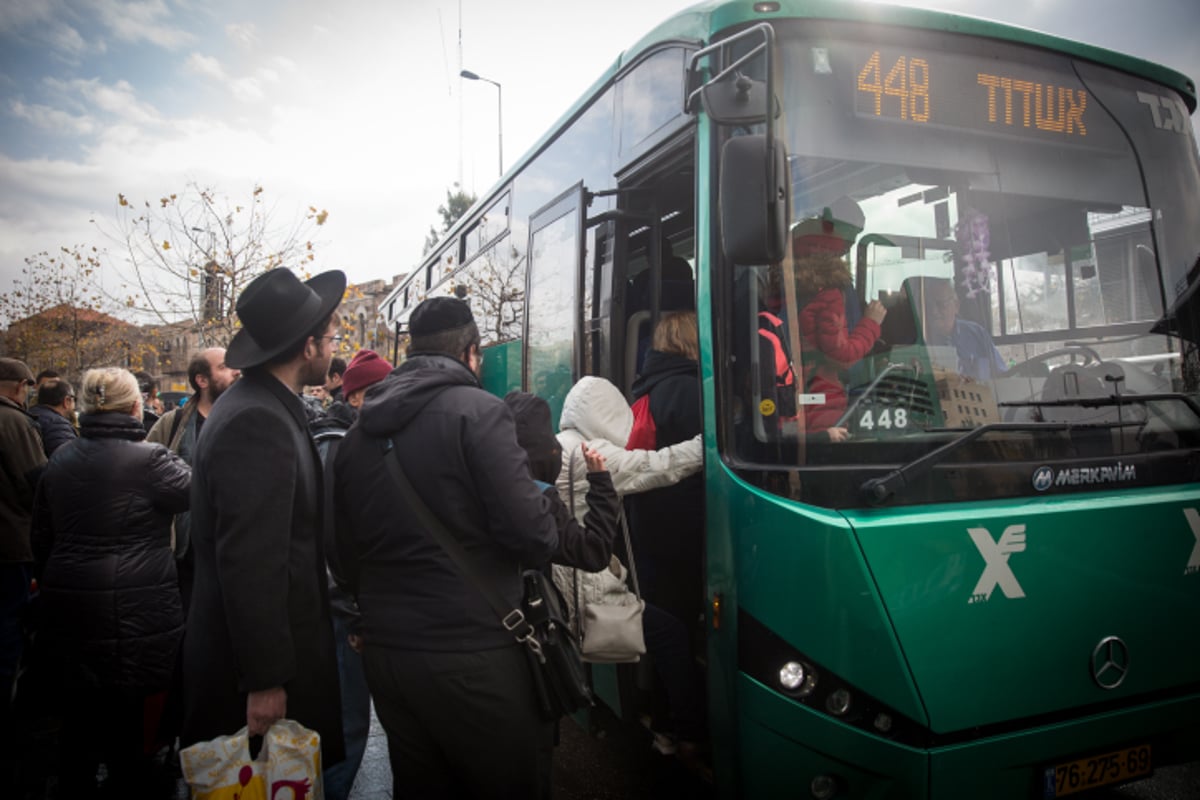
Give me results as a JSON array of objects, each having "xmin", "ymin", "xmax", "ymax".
[
  {"xmin": 9, "ymin": 99, "xmax": 93, "ymax": 136},
  {"xmin": 93, "ymin": 0, "xmax": 193, "ymax": 49},
  {"xmin": 44, "ymin": 20, "xmax": 90, "ymax": 61},
  {"xmin": 225, "ymin": 21, "xmax": 258, "ymax": 49},
  {"xmin": 0, "ymin": 0, "xmax": 95, "ymax": 63},
  {"xmin": 231, "ymin": 77, "xmax": 265, "ymax": 103},
  {"xmin": 186, "ymin": 52, "xmax": 228, "ymax": 81},
  {"xmin": 71, "ymin": 78, "xmax": 161, "ymax": 127}
]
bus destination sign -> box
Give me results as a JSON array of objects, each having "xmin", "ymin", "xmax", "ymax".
[{"xmin": 854, "ymin": 48, "xmax": 1101, "ymax": 145}]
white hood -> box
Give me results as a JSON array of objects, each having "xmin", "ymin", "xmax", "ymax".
[{"xmin": 558, "ymin": 376, "xmax": 632, "ymax": 448}]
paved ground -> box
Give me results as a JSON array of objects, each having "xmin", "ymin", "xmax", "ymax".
[
  {"xmin": 345, "ymin": 704, "xmax": 391, "ymax": 799},
  {"xmin": 347, "ymin": 702, "xmax": 714, "ymax": 800}
]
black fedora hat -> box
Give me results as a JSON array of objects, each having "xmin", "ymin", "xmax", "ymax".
[{"xmin": 226, "ymin": 268, "xmax": 347, "ymax": 369}]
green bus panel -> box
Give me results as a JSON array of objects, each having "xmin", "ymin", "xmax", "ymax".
[
  {"xmin": 714, "ymin": 466, "xmax": 926, "ymax": 723},
  {"xmin": 847, "ymin": 487, "xmax": 1200, "ymax": 733},
  {"xmin": 479, "ymin": 339, "xmax": 523, "ymax": 399}
]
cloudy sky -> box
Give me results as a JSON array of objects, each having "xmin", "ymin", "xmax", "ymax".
[{"xmin": 1, "ymin": 0, "xmax": 1198, "ymax": 322}]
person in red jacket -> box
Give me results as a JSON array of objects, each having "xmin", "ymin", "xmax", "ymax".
[{"xmin": 794, "ymin": 237, "xmax": 887, "ymax": 433}]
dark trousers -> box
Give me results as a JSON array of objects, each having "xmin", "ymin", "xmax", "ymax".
[
  {"xmin": 323, "ymin": 611, "xmax": 371, "ymax": 800},
  {"xmin": 0, "ymin": 564, "xmax": 29, "ymax": 718},
  {"xmin": 363, "ymin": 644, "xmax": 553, "ymax": 799},
  {"xmin": 644, "ymin": 601, "xmax": 708, "ymax": 742},
  {"xmin": 59, "ymin": 686, "xmax": 164, "ymax": 799}
]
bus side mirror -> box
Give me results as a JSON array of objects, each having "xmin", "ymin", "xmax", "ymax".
[
  {"xmin": 720, "ymin": 134, "xmax": 789, "ymax": 265},
  {"xmin": 700, "ymin": 72, "xmax": 771, "ymax": 125}
]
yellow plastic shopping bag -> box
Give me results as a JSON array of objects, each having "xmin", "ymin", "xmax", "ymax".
[
  {"xmin": 179, "ymin": 726, "xmax": 267, "ymax": 800},
  {"xmin": 180, "ymin": 719, "xmax": 323, "ymax": 800},
  {"xmin": 264, "ymin": 719, "xmax": 323, "ymax": 800}
]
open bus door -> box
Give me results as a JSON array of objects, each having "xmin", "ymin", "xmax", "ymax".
[{"xmin": 522, "ymin": 183, "xmax": 586, "ymax": 425}]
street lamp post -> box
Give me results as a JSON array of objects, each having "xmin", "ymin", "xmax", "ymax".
[{"xmin": 460, "ymin": 69, "xmax": 503, "ymax": 178}]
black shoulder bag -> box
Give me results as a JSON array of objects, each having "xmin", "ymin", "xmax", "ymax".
[{"xmin": 379, "ymin": 436, "xmax": 592, "ymax": 721}]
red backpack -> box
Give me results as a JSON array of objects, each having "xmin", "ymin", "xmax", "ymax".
[{"xmin": 627, "ymin": 394, "xmax": 657, "ymax": 450}]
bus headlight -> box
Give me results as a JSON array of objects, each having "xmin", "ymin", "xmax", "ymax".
[
  {"xmin": 810, "ymin": 774, "xmax": 839, "ymax": 799},
  {"xmin": 779, "ymin": 660, "xmax": 819, "ymax": 696},
  {"xmin": 825, "ymin": 688, "xmax": 852, "ymax": 716}
]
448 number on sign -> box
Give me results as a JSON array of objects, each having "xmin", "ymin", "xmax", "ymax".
[
  {"xmin": 856, "ymin": 407, "xmax": 908, "ymax": 431},
  {"xmin": 1045, "ymin": 744, "xmax": 1151, "ymax": 797}
]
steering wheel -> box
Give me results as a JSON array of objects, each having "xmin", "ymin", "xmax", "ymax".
[{"xmin": 1005, "ymin": 344, "xmax": 1102, "ymax": 378}]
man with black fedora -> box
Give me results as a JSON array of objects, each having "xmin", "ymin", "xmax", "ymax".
[
  {"xmin": 332, "ymin": 296, "xmax": 562, "ymax": 797},
  {"xmin": 182, "ymin": 268, "xmax": 345, "ymax": 769}
]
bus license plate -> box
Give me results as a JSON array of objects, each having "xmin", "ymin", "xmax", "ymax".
[{"xmin": 1044, "ymin": 744, "xmax": 1151, "ymax": 797}]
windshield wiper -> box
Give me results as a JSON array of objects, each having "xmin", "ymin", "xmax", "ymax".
[
  {"xmin": 860, "ymin": 421, "xmax": 1098, "ymax": 506},
  {"xmin": 859, "ymin": 393, "xmax": 1200, "ymax": 505}
]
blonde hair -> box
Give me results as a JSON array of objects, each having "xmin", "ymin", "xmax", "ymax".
[
  {"xmin": 79, "ymin": 368, "xmax": 141, "ymax": 415},
  {"xmin": 651, "ymin": 311, "xmax": 699, "ymax": 361}
]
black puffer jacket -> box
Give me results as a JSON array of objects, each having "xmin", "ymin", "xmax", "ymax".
[
  {"xmin": 32, "ymin": 410, "xmax": 191, "ymax": 690},
  {"xmin": 28, "ymin": 404, "xmax": 77, "ymax": 456}
]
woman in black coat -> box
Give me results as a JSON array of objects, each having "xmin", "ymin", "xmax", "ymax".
[
  {"xmin": 32, "ymin": 367, "xmax": 190, "ymax": 798},
  {"xmin": 626, "ymin": 311, "xmax": 710, "ymax": 766}
]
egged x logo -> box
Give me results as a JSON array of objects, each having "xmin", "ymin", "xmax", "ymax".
[
  {"xmin": 1183, "ymin": 509, "xmax": 1200, "ymax": 576},
  {"xmin": 968, "ymin": 525, "xmax": 1026, "ymax": 604}
]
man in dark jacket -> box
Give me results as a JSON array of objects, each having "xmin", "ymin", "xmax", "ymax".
[
  {"xmin": 333, "ymin": 297, "xmax": 561, "ymax": 798},
  {"xmin": 182, "ymin": 268, "xmax": 345, "ymax": 770},
  {"xmin": 0, "ymin": 357, "xmax": 46, "ymax": 723},
  {"xmin": 28, "ymin": 378, "xmax": 77, "ymax": 457}
]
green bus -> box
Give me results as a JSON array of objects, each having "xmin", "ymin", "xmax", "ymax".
[{"xmin": 380, "ymin": 1, "xmax": 1200, "ymax": 796}]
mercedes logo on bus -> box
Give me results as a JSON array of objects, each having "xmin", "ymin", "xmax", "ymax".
[
  {"xmin": 1032, "ymin": 466, "xmax": 1054, "ymax": 492},
  {"xmin": 1091, "ymin": 636, "xmax": 1130, "ymax": 690}
]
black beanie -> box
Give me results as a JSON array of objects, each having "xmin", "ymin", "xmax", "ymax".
[
  {"xmin": 409, "ymin": 296, "xmax": 474, "ymax": 337},
  {"xmin": 504, "ymin": 391, "xmax": 563, "ymax": 485}
]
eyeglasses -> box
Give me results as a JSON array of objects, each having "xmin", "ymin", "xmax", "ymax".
[{"xmin": 317, "ymin": 335, "xmax": 343, "ymax": 344}]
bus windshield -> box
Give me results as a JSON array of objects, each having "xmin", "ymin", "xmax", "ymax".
[{"xmin": 721, "ymin": 21, "xmax": 1200, "ymax": 508}]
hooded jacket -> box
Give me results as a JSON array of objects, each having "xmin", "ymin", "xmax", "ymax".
[
  {"xmin": 31, "ymin": 411, "xmax": 190, "ymax": 689},
  {"xmin": 552, "ymin": 376, "xmax": 702, "ymax": 626},
  {"xmin": 555, "ymin": 375, "xmax": 702, "ymax": 521},
  {"xmin": 504, "ymin": 390, "xmax": 619, "ymax": 573},
  {"xmin": 333, "ymin": 354, "xmax": 560, "ymax": 651}
]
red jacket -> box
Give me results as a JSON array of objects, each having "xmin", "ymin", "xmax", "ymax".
[{"xmin": 798, "ymin": 287, "xmax": 880, "ymax": 430}]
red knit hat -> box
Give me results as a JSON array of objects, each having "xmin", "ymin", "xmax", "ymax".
[{"xmin": 341, "ymin": 349, "xmax": 393, "ymax": 398}]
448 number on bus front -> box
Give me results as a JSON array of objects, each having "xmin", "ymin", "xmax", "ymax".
[
  {"xmin": 857, "ymin": 407, "xmax": 908, "ymax": 431},
  {"xmin": 1050, "ymin": 745, "xmax": 1151, "ymax": 797}
]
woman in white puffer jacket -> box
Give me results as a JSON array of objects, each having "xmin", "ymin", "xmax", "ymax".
[
  {"xmin": 552, "ymin": 375, "xmax": 708, "ymax": 768},
  {"xmin": 555, "ymin": 375, "xmax": 701, "ymax": 517},
  {"xmin": 551, "ymin": 374, "xmax": 701, "ymax": 625}
]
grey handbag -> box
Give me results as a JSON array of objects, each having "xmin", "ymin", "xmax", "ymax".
[{"xmin": 568, "ymin": 451, "xmax": 647, "ymax": 663}]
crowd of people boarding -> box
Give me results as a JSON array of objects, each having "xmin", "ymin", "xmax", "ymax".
[{"xmin": 0, "ymin": 266, "xmax": 712, "ymax": 798}]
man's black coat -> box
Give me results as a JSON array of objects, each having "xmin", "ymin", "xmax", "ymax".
[{"xmin": 181, "ymin": 370, "xmax": 344, "ymax": 764}]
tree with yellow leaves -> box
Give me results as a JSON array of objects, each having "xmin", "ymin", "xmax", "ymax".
[
  {"xmin": 0, "ymin": 246, "xmax": 151, "ymax": 380},
  {"xmin": 95, "ymin": 182, "xmax": 330, "ymax": 348}
]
